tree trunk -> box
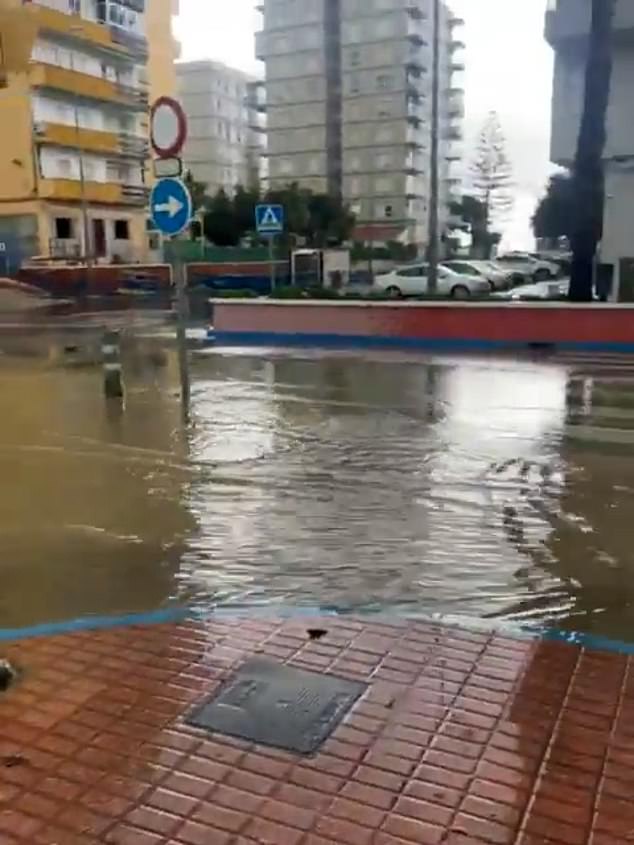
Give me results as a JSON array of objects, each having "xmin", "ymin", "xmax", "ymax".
[{"xmin": 569, "ymin": 0, "xmax": 616, "ymax": 302}]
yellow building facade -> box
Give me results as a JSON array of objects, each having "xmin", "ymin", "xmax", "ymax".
[{"xmin": 0, "ymin": 0, "xmax": 177, "ymax": 268}]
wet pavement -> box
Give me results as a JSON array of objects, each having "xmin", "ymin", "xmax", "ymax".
[
  {"xmin": 0, "ymin": 615, "xmax": 632, "ymax": 845},
  {"xmin": 2, "ymin": 322, "xmax": 634, "ymax": 640}
]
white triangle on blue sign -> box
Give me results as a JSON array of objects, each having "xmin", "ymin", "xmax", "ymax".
[{"xmin": 261, "ymin": 207, "xmax": 280, "ymax": 226}]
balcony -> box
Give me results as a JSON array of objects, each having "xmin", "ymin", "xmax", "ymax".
[
  {"xmin": 29, "ymin": 63, "xmax": 149, "ymax": 111},
  {"xmin": 38, "ymin": 179, "xmax": 125, "ymax": 204},
  {"xmin": 450, "ymin": 59, "xmax": 466, "ymax": 73},
  {"xmin": 404, "ymin": 163, "xmax": 424, "ymax": 176},
  {"xmin": 405, "ymin": 57, "xmax": 427, "ymax": 75},
  {"xmin": 545, "ymin": 0, "xmax": 634, "ymax": 45},
  {"xmin": 118, "ymin": 131, "xmax": 150, "ymax": 159},
  {"xmin": 407, "ymin": 18, "xmax": 426, "ymax": 48},
  {"xmin": 34, "ymin": 122, "xmax": 120, "ymax": 154},
  {"xmin": 406, "ymin": 4, "xmax": 427, "ymax": 21},
  {"xmin": 22, "ymin": 3, "xmax": 141, "ymax": 59},
  {"xmin": 121, "ymin": 183, "xmax": 149, "ymax": 205},
  {"xmin": 447, "ymin": 91, "xmax": 465, "ymax": 119},
  {"xmin": 109, "ymin": 26, "xmax": 148, "ymax": 59},
  {"xmin": 246, "ymin": 81, "xmax": 267, "ymax": 113},
  {"xmin": 255, "ymin": 30, "xmax": 266, "ymax": 61},
  {"xmin": 49, "ymin": 237, "xmax": 81, "ymax": 259},
  {"xmin": 445, "ymin": 145, "xmax": 461, "ymax": 162}
]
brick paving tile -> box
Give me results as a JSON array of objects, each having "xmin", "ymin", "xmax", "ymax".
[{"xmin": 1, "ymin": 617, "xmax": 633, "ymax": 844}]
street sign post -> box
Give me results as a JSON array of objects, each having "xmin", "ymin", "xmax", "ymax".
[
  {"xmin": 150, "ymin": 178, "xmax": 193, "ymax": 238},
  {"xmin": 256, "ymin": 205, "xmax": 284, "ymax": 293},
  {"xmin": 150, "ymin": 97, "xmax": 190, "ymax": 410},
  {"xmin": 150, "ymin": 176, "xmax": 193, "ymax": 407}
]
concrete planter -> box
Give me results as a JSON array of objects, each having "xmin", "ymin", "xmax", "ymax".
[{"xmin": 211, "ymin": 299, "xmax": 634, "ymax": 353}]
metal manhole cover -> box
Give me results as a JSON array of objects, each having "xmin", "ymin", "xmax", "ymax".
[{"xmin": 187, "ymin": 658, "xmax": 366, "ymax": 754}]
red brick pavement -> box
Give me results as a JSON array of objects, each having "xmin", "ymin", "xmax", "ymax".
[{"xmin": 0, "ymin": 616, "xmax": 631, "ymax": 844}]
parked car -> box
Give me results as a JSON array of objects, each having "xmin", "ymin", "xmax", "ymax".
[
  {"xmin": 494, "ymin": 252, "xmax": 561, "ymax": 283},
  {"xmin": 491, "ymin": 279, "xmax": 570, "ymax": 301},
  {"xmin": 442, "ymin": 260, "xmax": 512, "ymax": 291},
  {"xmin": 374, "ymin": 263, "xmax": 491, "ymax": 298}
]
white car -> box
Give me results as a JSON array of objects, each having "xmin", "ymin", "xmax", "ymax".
[
  {"xmin": 442, "ymin": 260, "xmax": 512, "ymax": 291},
  {"xmin": 492, "ymin": 280, "xmax": 570, "ymax": 300},
  {"xmin": 374, "ymin": 263, "xmax": 491, "ymax": 298},
  {"xmin": 494, "ymin": 252, "xmax": 560, "ymax": 283}
]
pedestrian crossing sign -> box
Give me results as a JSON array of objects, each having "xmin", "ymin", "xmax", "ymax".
[{"xmin": 255, "ymin": 204, "xmax": 284, "ymax": 234}]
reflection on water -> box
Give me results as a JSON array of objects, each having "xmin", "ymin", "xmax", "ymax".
[{"xmin": 2, "ymin": 328, "xmax": 634, "ymax": 640}]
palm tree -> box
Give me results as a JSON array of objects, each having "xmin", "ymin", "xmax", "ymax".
[{"xmin": 568, "ymin": 0, "xmax": 616, "ymax": 302}]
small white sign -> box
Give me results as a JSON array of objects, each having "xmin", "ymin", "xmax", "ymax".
[{"xmin": 153, "ymin": 157, "xmax": 183, "ymax": 179}]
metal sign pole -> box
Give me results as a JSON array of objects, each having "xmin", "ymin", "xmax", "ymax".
[
  {"xmin": 269, "ymin": 235, "xmax": 276, "ymax": 294},
  {"xmin": 150, "ymin": 96, "xmax": 192, "ymax": 414},
  {"xmin": 172, "ymin": 240, "xmax": 190, "ymax": 410}
]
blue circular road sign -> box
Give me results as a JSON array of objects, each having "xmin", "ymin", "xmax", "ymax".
[{"xmin": 150, "ymin": 178, "xmax": 193, "ymax": 237}]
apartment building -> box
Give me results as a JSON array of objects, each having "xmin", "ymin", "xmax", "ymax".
[
  {"xmin": 0, "ymin": 0, "xmax": 178, "ymax": 267},
  {"xmin": 546, "ymin": 0, "xmax": 634, "ymax": 294},
  {"xmin": 256, "ymin": 0, "xmax": 465, "ymax": 247},
  {"xmin": 177, "ymin": 60, "xmax": 265, "ymax": 195}
]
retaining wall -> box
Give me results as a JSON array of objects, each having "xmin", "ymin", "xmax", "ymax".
[{"xmin": 211, "ymin": 300, "xmax": 634, "ymax": 353}]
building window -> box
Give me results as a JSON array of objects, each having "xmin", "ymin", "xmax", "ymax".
[
  {"xmin": 55, "ymin": 217, "xmax": 74, "ymax": 239},
  {"xmin": 83, "ymin": 160, "xmax": 96, "ymax": 181},
  {"xmin": 57, "ymin": 158, "xmax": 72, "ymax": 178},
  {"xmin": 114, "ymin": 219, "xmax": 130, "ymax": 240}
]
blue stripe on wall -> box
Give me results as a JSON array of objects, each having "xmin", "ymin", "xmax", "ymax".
[{"xmin": 210, "ymin": 330, "xmax": 634, "ymax": 354}]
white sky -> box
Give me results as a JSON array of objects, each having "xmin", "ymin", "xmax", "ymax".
[{"xmin": 174, "ymin": 0, "xmax": 554, "ymax": 249}]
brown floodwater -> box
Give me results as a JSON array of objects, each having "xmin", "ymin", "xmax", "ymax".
[{"xmin": 2, "ymin": 321, "xmax": 634, "ymax": 640}]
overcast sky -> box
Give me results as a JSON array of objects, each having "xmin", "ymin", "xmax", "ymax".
[{"xmin": 174, "ymin": 0, "xmax": 554, "ymax": 249}]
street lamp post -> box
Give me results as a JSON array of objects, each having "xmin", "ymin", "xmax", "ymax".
[
  {"xmin": 69, "ymin": 26, "xmax": 92, "ymax": 267},
  {"xmin": 427, "ymin": 0, "xmax": 441, "ymax": 294}
]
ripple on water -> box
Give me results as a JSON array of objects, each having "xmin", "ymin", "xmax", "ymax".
[{"xmin": 2, "ymin": 342, "xmax": 634, "ymax": 639}]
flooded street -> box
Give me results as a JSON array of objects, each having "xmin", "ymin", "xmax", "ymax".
[{"xmin": 2, "ymin": 323, "xmax": 634, "ymax": 640}]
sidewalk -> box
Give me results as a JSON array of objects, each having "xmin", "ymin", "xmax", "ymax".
[{"xmin": 0, "ymin": 615, "xmax": 631, "ymax": 845}]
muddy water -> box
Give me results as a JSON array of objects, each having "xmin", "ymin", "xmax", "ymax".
[{"xmin": 2, "ymin": 326, "xmax": 634, "ymax": 640}]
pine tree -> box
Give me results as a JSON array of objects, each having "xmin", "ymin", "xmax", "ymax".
[{"xmin": 470, "ymin": 112, "xmax": 514, "ymax": 236}]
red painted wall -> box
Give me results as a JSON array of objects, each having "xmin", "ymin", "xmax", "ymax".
[
  {"xmin": 213, "ymin": 302, "xmax": 634, "ymax": 347},
  {"xmin": 18, "ymin": 265, "xmax": 172, "ymax": 296}
]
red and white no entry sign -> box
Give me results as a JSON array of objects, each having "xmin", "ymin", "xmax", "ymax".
[{"xmin": 150, "ymin": 96, "xmax": 188, "ymax": 158}]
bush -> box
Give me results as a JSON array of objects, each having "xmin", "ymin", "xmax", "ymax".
[
  {"xmin": 209, "ymin": 288, "xmax": 258, "ymax": 298},
  {"xmin": 271, "ymin": 286, "xmax": 341, "ymax": 300}
]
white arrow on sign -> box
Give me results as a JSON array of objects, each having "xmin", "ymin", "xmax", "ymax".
[{"xmin": 154, "ymin": 196, "xmax": 184, "ymax": 218}]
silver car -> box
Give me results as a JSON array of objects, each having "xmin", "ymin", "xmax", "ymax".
[
  {"xmin": 442, "ymin": 260, "xmax": 512, "ymax": 291},
  {"xmin": 374, "ymin": 264, "xmax": 492, "ymax": 298}
]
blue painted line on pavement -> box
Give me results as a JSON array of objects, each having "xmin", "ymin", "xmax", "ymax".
[
  {"xmin": 0, "ymin": 606, "xmax": 191, "ymax": 642},
  {"xmin": 1, "ymin": 604, "xmax": 634, "ymax": 658}
]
